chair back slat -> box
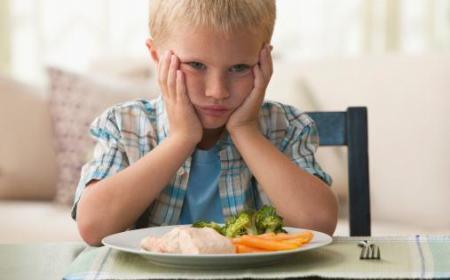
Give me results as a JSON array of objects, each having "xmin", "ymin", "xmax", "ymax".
[
  {"xmin": 306, "ymin": 112, "xmax": 346, "ymax": 146},
  {"xmin": 347, "ymin": 107, "xmax": 371, "ymax": 236},
  {"xmin": 307, "ymin": 107, "xmax": 371, "ymax": 236}
]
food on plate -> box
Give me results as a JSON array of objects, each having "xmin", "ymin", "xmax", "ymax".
[
  {"xmin": 232, "ymin": 231, "xmax": 314, "ymax": 254},
  {"xmin": 193, "ymin": 205, "xmax": 286, "ymax": 237},
  {"xmin": 140, "ymin": 226, "xmax": 235, "ymax": 254},
  {"xmin": 140, "ymin": 206, "xmax": 314, "ymax": 255},
  {"xmin": 192, "ymin": 206, "xmax": 315, "ymax": 254},
  {"xmin": 190, "ymin": 221, "xmax": 224, "ymax": 235}
]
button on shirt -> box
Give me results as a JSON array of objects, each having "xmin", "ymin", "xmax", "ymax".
[
  {"xmin": 71, "ymin": 95, "xmax": 332, "ymax": 228},
  {"xmin": 179, "ymin": 146, "xmax": 224, "ymax": 224}
]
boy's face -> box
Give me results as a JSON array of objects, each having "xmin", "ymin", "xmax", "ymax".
[{"xmin": 150, "ymin": 26, "xmax": 264, "ymax": 130}]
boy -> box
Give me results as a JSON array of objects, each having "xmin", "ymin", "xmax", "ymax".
[{"xmin": 73, "ymin": 0, "xmax": 338, "ymax": 246}]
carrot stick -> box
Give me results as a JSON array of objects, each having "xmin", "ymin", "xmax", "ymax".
[
  {"xmin": 282, "ymin": 238, "xmax": 309, "ymax": 246},
  {"xmin": 232, "ymin": 237, "xmax": 242, "ymax": 243},
  {"xmin": 298, "ymin": 231, "xmax": 313, "ymax": 243},
  {"xmin": 235, "ymin": 244, "xmax": 269, "ymax": 254},
  {"xmin": 257, "ymin": 231, "xmax": 313, "ymax": 242},
  {"xmin": 236, "ymin": 235, "xmax": 299, "ymax": 251},
  {"xmin": 257, "ymin": 232, "xmax": 276, "ymax": 239}
]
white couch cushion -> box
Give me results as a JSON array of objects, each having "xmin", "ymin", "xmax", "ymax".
[{"xmin": 0, "ymin": 201, "xmax": 81, "ymax": 243}]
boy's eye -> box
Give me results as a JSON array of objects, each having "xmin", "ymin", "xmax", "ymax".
[
  {"xmin": 229, "ymin": 64, "xmax": 251, "ymax": 73},
  {"xmin": 187, "ymin": 62, "xmax": 206, "ymax": 71}
]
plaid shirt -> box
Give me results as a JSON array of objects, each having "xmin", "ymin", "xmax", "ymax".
[{"xmin": 71, "ymin": 95, "xmax": 332, "ymax": 227}]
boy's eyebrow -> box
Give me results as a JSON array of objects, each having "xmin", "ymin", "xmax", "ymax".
[
  {"xmin": 179, "ymin": 56, "xmax": 256, "ymax": 66},
  {"xmin": 179, "ymin": 58, "xmax": 204, "ymax": 63},
  {"xmin": 177, "ymin": 55, "xmax": 205, "ymax": 63}
]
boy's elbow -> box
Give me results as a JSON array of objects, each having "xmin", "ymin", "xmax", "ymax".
[
  {"xmin": 320, "ymin": 214, "xmax": 338, "ymax": 236},
  {"xmin": 77, "ymin": 217, "xmax": 104, "ymax": 246},
  {"xmin": 308, "ymin": 210, "xmax": 337, "ymax": 236},
  {"xmin": 309, "ymin": 191, "xmax": 339, "ymax": 236},
  {"xmin": 310, "ymin": 183, "xmax": 338, "ymax": 236},
  {"xmin": 321, "ymin": 192, "xmax": 339, "ymax": 236},
  {"xmin": 75, "ymin": 183, "xmax": 109, "ymax": 246},
  {"xmin": 76, "ymin": 202, "xmax": 106, "ymax": 246}
]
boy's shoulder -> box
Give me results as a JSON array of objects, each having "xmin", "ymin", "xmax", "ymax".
[
  {"xmin": 106, "ymin": 96, "xmax": 162, "ymax": 116},
  {"xmin": 260, "ymin": 100, "xmax": 315, "ymax": 132},
  {"xmin": 91, "ymin": 96, "xmax": 165, "ymax": 134},
  {"xmin": 97, "ymin": 96, "xmax": 163, "ymax": 121}
]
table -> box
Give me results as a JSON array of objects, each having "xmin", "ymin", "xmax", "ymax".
[
  {"xmin": 0, "ymin": 242, "xmax": 85, "ymax": 280},
  {"xmin": 1, "ymin": 236, "xmax": 450, "ymax": 280}
]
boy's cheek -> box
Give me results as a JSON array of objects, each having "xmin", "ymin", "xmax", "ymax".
[
  {"xmin": 179, "ymin": 66, "xmax": 202, "ymax": 84},
  {"xmin": 233, "ymin": 77, "xmax": 254, "ymax": 96},
  {"xmin": 179, "ymin": 64, "xmax": 196, "ymax": 75},
  {"xmin": 230, "ymin": 84, "xmax": 253, "ymax": 109},
  {"xmin": 182, "ymin": 73, "xmax": 204, "ymax": 99}
]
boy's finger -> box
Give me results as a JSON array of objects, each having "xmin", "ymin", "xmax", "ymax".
[
  {"xmin": 167, "ymin": 55, "xmax": 178, "ymax": 98},
  {"xmin": 267, "ymin": 45, "xmax": 273, "ymax": 77},
  {"xmin": 252, "ymin": 64, "xmax": 266, "ymax": 95},
  {"xmin": 176, "ymin": 70, "xmax": 188, "ymax": 103},
  {"xmin": 158, "ymin": 51, "xmax": 172, "ymax": 93},
  {"xmin": 259, "ymin": 45, "xmax": 272, "ymax": 81}
]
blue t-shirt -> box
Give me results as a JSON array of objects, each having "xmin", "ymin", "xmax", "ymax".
[{"xmin": 179, "ymin": 146, "xmax": 224, "ymax": 224}]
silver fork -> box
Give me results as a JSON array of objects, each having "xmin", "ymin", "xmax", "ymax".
[{"xmin": 358, "ymin": 241, "xmax": 381, "ymax": 260}]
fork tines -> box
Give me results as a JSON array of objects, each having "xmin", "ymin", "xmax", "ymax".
[{"xmin": 359, "ymin": 241, "xmax": 381, "ymax": 260}]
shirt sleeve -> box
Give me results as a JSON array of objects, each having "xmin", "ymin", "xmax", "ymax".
[
  {"xmin": 71, "ymin": 108, "xmax": 129, "ymax": 220},
  {"xmin": 282, "ymin": 115, "xmax": 333, "ymax": 186}
]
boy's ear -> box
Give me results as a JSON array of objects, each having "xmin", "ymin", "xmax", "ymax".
[{"xmin": 145, "ymin": 38, "xmax": 159, "ymax": 63}]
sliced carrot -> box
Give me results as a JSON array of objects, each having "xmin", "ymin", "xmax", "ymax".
[
  {"xmin": 231, "ymin": 231, "xmax": 314, "ymax": 254},
  {"xmin": 282, "ymin": 238, "xmax": 301, "ymax": 245},
  {"xmin": 257, "ymin": 231, "xmax": 313, "ymax": 242},
  {"xmin": 298, "ymin": 231, "xmax": 313, "ymax": 243},
  {"xmin": 281, "ymin": 238, "xmax": 309, "ymax": 246},
  {"xmin": 236, "ymin": 235, "xmax": 299, "ymax": 251},
  {"xmin": 232, "ymin": 237, "xmax": 242, "ymax": 243},
  {"xmin": 257, "ymin": 232, "xmax": 276, "ymax": 239},
  {"xmin": 235, "ymin": 244, "xmax": 269, "ymax": 254}
]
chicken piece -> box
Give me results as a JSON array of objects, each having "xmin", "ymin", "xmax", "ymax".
[
  {"xmin": 140, "ymin": 226, "xmax": 183, "ymax": 253},
  {"xmin": 179, "ymin": 227, "xmax": 235, "ymax": 254},
  {"xmin": 140, "ymin": 227, "xmax": 235, "ymax": 254}
]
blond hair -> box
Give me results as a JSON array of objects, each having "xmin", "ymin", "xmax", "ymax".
[{"xmin": 149, "ymin": 0, "xmax": 276, "ymax": 47}]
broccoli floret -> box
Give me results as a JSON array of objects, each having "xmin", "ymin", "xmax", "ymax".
[
  {"xmin": 222, "ymin": 216, "xmax": 240, "ymax": 237},
  {"xmin": 223, "ymin": 210, "xmax": 258, "ymax": 237},
  {"xmin": 192, "ymin": 220, "xmax": 224, "ymax": 235},
  {"xmin": 192, "ymin": 205, "xmax": 286, "ymax": 237},
  {"xmin": 255, "ymin": 205, "xmax": 286, "ymax": 234}
]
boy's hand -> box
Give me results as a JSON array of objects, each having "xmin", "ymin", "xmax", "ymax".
[
  {"xmin": 226, "ymin": 45, "xmax": 273, "ymax": 135},
  {"xmin": 158, "ymin": 51, "xmax": 203, "ymax": 145}
]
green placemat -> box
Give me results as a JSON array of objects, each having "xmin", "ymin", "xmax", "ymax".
[{"xmin": 64, "ymin": 236, "xmax": 450, "ymax": 279}]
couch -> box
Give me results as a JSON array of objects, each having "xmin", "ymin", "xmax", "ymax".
[{"xmin": 1, "ymin": 54, "xmax": 449, "ymax": 243}]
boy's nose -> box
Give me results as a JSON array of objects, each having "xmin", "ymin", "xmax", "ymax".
[{"xmin": 205, "ymin": 74, "xmax": 230, "ymax": 100}]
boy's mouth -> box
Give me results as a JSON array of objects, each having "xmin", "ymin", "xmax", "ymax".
[{"xmin": 197, "ymin": 105, "xmax": 230, "ymax": 117}]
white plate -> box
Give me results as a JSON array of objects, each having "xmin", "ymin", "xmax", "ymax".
[{"xmin": 102, "ymin": 225, "xmax": 332, "ymax": 269}]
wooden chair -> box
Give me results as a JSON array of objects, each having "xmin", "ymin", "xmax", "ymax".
[{"xmin": 307, "ymin": 107, "xmax": 371, "ymax": 236}]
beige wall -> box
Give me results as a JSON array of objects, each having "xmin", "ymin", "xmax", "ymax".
[
  {"xmin": 0, "ymin": 0, "xmax": 10, "ymax": 74},
  {"xmin": 266, "ymin": 54, "xmax": 450, "ymax": 232}
]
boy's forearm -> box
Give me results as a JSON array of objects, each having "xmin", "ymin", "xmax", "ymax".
[
  {"xmin": 229, "ymin": 127, "xmax": 338, "ymax": 235},
  {"xmin": 76, "ymin": 136, "xmax": 196, "ymax": 245}
]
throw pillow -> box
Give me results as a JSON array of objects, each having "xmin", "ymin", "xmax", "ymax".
[{"xmin": 47, "ymin": 66, "xmax": 159, "ymax": 205}]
